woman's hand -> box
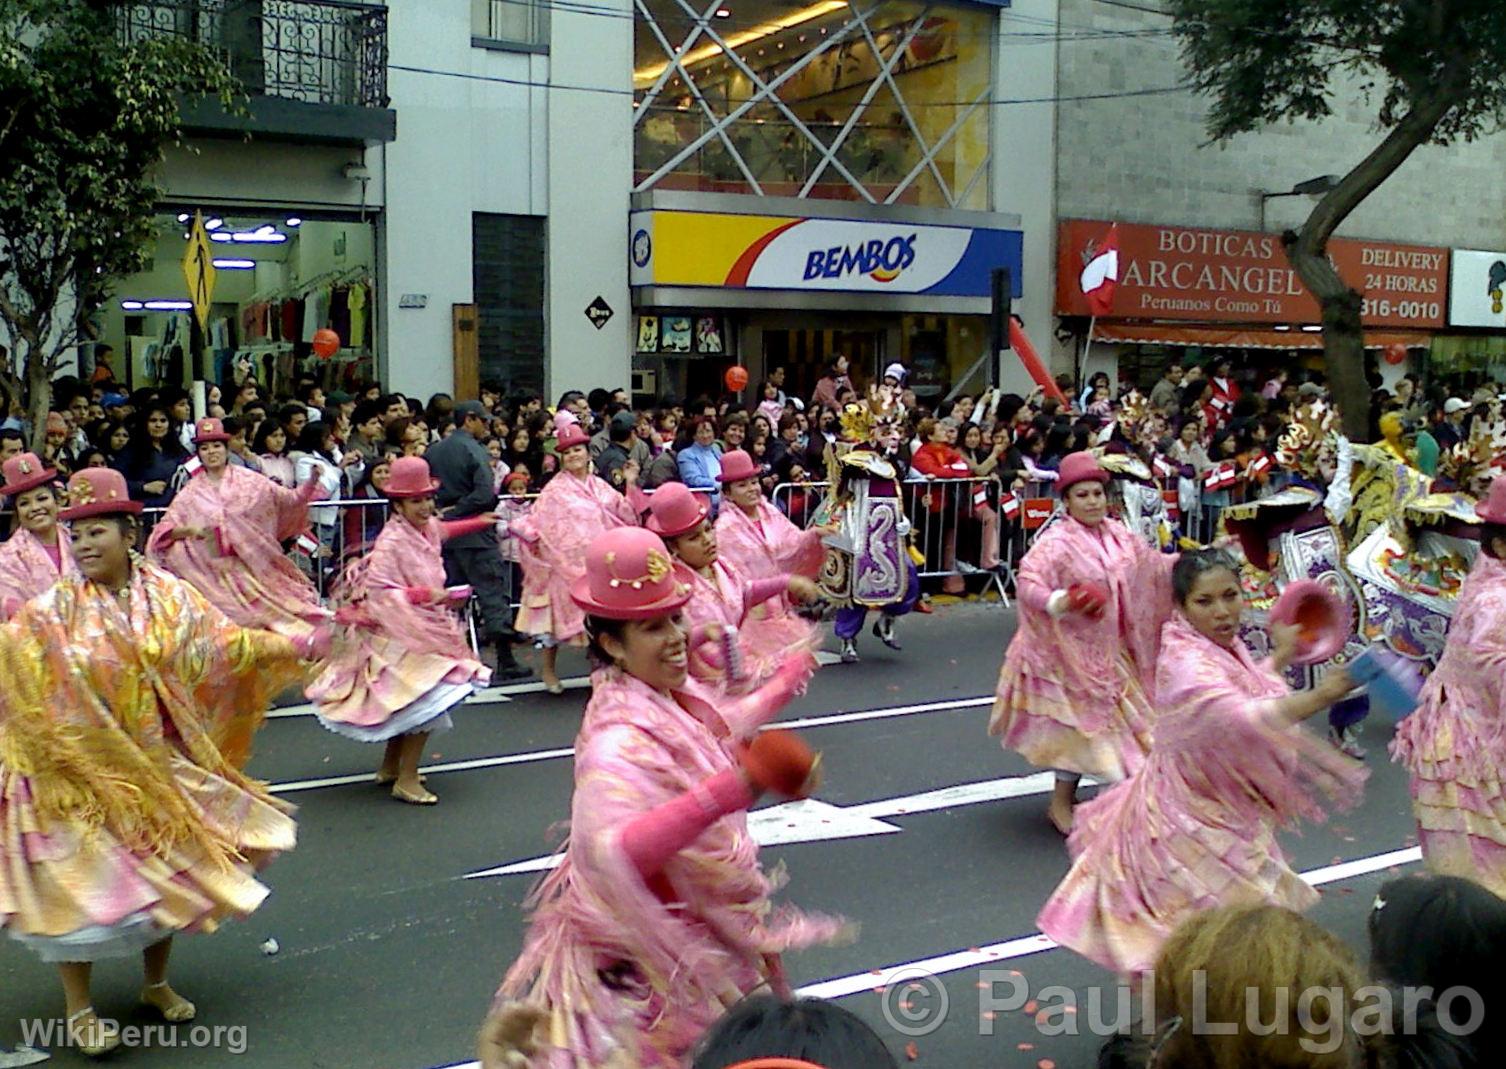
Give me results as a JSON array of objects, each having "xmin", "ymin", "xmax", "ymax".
[
  {"xmin": 1313, "ymin": 665, "xmax": 1357, "ymax": 706},
  {"xmin": 477, "ymin": 1002, "xmax": 548, "ymax": 1069},
  {"xmin": 622, "ymin": 459, "xmax": 640, "ymax": 486},
  {"xmin": 1270, "ymin": 621, "xmax": 1301, "ymax": 670},
  {"xmin": 144, "ymin": 480, "xmax": 167, "ymax": 495},
  {"xmin": 786, "ymin": 576, "xmax": 822, "ymax": 604},
  {"xmin": 340, "ymin": 451, "xmax": 363, "ymax": 469}
]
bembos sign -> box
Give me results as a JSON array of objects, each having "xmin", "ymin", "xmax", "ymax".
[{"xmin": 1056, "ymin": 220, "xmax": 1447, "ymax": 329}]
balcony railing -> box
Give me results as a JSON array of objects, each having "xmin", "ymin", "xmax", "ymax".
[{"xmin": 118, "ymin": 1, "xmax": 389, "ymax": 109}]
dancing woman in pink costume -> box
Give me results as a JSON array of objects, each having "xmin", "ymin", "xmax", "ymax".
[
  {"xmin": 989, "ymin": 451, "xmax": 1175, "ymax": 833},
  {"xmin": 1037, "ymin": 550, "xmax": 1364, "ymax": 976},
  {"xmin": 513, "ymin": 423, "xmax": 642, "ymax": 694},
  {"xmin": 0, "ymin": 453, "xmax": 75, "ymax": 618},
  {"xmin": 147, "ymin": 418, "xmax": 330, "ymax": 643},
  {"xmin": 310, "ymin": 457, "xmax": 493, "ymax": 805},
  {"xmin": 714, "ymin": 449, "xmax": 826, "ymax": 673},
  {"xmin": 647, "ymin": 481, "xmax": 823, "ymax": 693},
  {"xmin": 1391, "ymin": 476, "xmax": 1506, "ymax": 896},
  {"xmin": 482, "ymin": 526, "xmax": 847, "ymax": 1069}
]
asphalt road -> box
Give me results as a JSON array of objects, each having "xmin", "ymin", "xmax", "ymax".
[{"xmin": 0, "ymin": 601, "xmax": 1421, "ymax": 1068}]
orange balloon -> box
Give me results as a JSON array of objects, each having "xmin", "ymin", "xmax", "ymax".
[
  {"xmin": 312, "ymin": 328, "xmax": 340, "ymax": 358},
  {"xmin": 724, "ymin": 365, "xmax": 749, "ymax": 392},
  {"xmin": 1383, "ymin": 342, "xmax": 1408, "ymax": 366}
]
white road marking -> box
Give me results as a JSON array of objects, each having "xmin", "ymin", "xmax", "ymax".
[
  {"xmin": 265, "ymin": 695, "xmax": 991, "ymax": 794},
  {"xmin": 270, "ymin": 651, "xmax": 837, "ymax": 719},
  {"xmin": 460, "ymin": 773, "xmax": 1083, "ymax": 880},
  {"xmin": 428, "ymin": 843, "xmax": 1423, "ymax": 1069}
]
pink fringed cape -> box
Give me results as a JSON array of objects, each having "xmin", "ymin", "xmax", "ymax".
[
  {"xmin": 1391, "ymin": 552, "xmax": 1506, "ymax": 895},
  {"xmin": 513, "ymin": 472, "xmax": 639, "ymax": 644},
  {"xmin": 682, "ymin": 560, "xmax": 811, "ymax": 694},
  {"xmin": 0, "ymin": 526, "xmax": 73, "ymax": 620},
  {"xmin": 310, "ymin": 515, "xmax": 490, "ymax": 740},
  {"xmin": 146, "ymin": 464, "xmax": 329, "ymax": 641},
  {"xmin": 715, "ymin": 501, "xmax": 821, "ymax": 673},
  {"xmin": 1037, "ymin": 615, "xmax": 1366, "ymax": 975},
  {"xmin": 989, "ymin": 516, "xmax": 1174, "ymax": 779},
  {"xmin": 498, "ymin": 668, "xmax": 846, "ymax": 1068}
]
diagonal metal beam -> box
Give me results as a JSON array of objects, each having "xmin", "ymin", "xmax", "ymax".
[
  {"xmin": 632, "ymin": 0, "xmax": 720, "ymax": 126},
  {"xmin": 883, "ymin": 84, "xmax": 989, "ymax": 205},
  {"xmin": 799, "ymin": 10, "xmax": 931, "ymax": 199},
  {"xmin": 635, "ymin": 0, "xmax": 881, "ymax": 200},
  {"xmin": 954, "ymin": 150, "xmax": 991, "ymax": 209},
  {"xmin": 634, "ymin": 0, "xmax": 765, "ymax": 194},
  {"xmin": 860, "ymin": 9, "xmax": 956, "ymax": 207}
]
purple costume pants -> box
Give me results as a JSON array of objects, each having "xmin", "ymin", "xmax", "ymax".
[{"xmin": 833, "ymin": 560, "xmax": 920, "ymax": 640}]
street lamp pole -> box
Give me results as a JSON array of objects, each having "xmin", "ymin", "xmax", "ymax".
[{"xmin": 1253, "ymin": 174, "xmax": 1341, "ymax": 231}]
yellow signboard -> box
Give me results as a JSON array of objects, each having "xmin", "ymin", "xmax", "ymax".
[{"xmin": 182, "ymin": 212, "xmax": 217, "ymax": 333}]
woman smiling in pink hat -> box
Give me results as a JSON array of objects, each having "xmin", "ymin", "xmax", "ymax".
[
  {"xmin": 310, "ymin": 456, "xmax": 495, "ymax": 805},
  {"xmin": 483, "ymin": 526, "xmax": 847, "ymax": 1069},
  {"xmin": 990, "ymin": 451, "xmax": 1177, "ymax": 833},
  {"xmin": 0, "ymin": 451, "xmax": 74, "ymax": 618},
  {"xmin": 646, "ymin": 481, "xmax": 823, "ymax": 693},
  {"xmin": 513, "ymin": 422, "xmax": 642, "ymax": 693}
]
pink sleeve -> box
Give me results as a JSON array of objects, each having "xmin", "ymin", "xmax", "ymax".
[
  {"xmin": 721, "ymin": 655, "xmax": 811, "ymax": 737},
  {"xmin": 745, "ymin": 576, "xmax": 789, "ymax": 610},
  {"xmin": 1016, "ymin": 538, "xmax": 1061, "ymax": 615},
  {"xmin": 624, "ymin": 483, "xmax": 650, "ymax": 522},
  {"xmin": 403, "ymin": 586, "xmax": 433, "ymax": 605},
  {"xmin": 441, "ymin": 516, "xmax": 493, "ymax": 541},
  {"xmin": 617, "ymin": 768, "xmax": 753, "ymax": 879}
]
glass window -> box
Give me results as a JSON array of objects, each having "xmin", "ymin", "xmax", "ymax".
[
  {"xmin": 473, "ymin": 0, "xmax": 550, "ymax": 48},
  {"xmin": 634, "ymin": 0, "xmax": 992, "ymax": 207}
]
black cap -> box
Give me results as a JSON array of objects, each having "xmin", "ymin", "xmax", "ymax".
[{"xmin": 454, "ymin": 400, "xmax": 489, "ymax": 419}]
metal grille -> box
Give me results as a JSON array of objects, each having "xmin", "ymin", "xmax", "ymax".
[{"xmin": 117, "ymin": 0, "xmax": 390, "ymax": 109}]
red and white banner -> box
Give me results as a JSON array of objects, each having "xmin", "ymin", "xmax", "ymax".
[
  {"xmin": 1000, "ymin": 492, "xmax": 1021, "ymax": 520},
  {"xmin": 1203, "ymin": 463, "xmax": 1237, "ymax": 491}
]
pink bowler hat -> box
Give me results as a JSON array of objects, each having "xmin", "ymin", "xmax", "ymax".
[
  {"xmin": 1477, "ymin": 475, "xmax": 1506, "ymax": 525},
  {"xmin": 384, "ymin": 456, "xmax": 441, "ymax": 499},
  {"xmin": 193, "ymin": 417, "xmax": 232, "ymax": 444},
  {"xmin": 645, "ymin": 481, "xmax": 711, "ymax": 538},
  {"xmin": 60, "ymin": 467, "xmax": 142, "ymax": 521},
  {"xmin": 0, "ymin": 453, "xmax": 58, "ymax": 498},
  {"xmin": 570, "ymin": 526, "xmax": 694, "ymax": 620},
  {"xmin": 1057, "ymin": 451, "xmax": 1110, "ymax": 492},
  {"xmin": 717, "ymin": 449, "xmax": 766, "ymax": 485},
  {"xmin": 1270, "ymin": 579, "xmax": 1349, "ymax": 665},
  {"xmin": 556, "ymin": 423, "xmax": 590, "ymax": 453}
]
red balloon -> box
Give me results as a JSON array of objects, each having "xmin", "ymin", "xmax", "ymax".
[
  {"xmin": 312, "ymin": 328, "xmax": 341, "ymax": 359},
  {"xmin": 1383, "ymin": 342, "xmax": 1408, "ymax": 366},
  {"xmin": 724, "ymin": 365, "xmax": 749, "ymax": 392}
]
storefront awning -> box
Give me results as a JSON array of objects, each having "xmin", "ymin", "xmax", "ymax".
[{"xmin": 1089, "ymin": 322, "xmax": 1434, "ymax": 350}]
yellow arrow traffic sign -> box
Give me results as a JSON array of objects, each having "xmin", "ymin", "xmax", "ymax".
[{"xmin": 182, "ymin": 211, "xmax": 217, "ymax": 333}]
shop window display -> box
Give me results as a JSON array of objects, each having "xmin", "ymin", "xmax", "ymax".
[
  {"xmin": 102, "ymin": 212, "xmax": 377, "ymax": 395},
  {"xmin": 633, "ymin": 0, "xmax": 992, "ymax": 207}
]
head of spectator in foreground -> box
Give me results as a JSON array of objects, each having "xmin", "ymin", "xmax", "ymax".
[
  {"xmin": 690, "ymin": 995, "xmax": 897, "ymax": 1069},
  {"xmin": 1370, "ymin": 872, "xmax": 1506, "ymax": 1061}
]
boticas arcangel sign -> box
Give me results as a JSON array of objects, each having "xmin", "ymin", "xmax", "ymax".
[{"xmin": 1056, "ymin": 220, "xmax": 1447, "ymax": 329}]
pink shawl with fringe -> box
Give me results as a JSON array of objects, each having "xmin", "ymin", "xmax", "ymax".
[
  {"xmin": 714, "ymin": 500, "xmax": 823, "ymax": 582},
  {"xmin": 513, "ymin": 472, "xmax": 638, "ymax": 642},
  {"xmin": 0, "ymin": 526, "xmax": 74, "ymax": 620},
  {"xmin": 499, "ymin": 667, "xmax": 844, "ymax": 1067},
  {"xmin": 147, "ymin": 463, "xmax": 328, "ymax": 638},
  {"xmin": 1005, "ymin": 516, "xmax": 1174, "ymax": 705},
  {"xmin": 336, "ymin": 515, "xmax": 474, "ymax": 657}
]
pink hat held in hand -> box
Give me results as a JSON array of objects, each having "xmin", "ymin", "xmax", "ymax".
[{"xmin": 570, "ymin": 526, "xmax": 694, "ymax": 620}]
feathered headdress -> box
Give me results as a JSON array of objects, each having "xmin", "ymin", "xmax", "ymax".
[{"xmin": 1275, "ymin": 400, "xmax": 1339, "ymax": 476}]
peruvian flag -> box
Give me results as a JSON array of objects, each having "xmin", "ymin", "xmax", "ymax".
[{"xmin": 1079, "ymin": 224, "xmax": 1119, "ymax": 316}]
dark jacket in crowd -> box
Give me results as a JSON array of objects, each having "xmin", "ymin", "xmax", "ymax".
[{"xmin": 425, "ymin": 429, "xmax": 498, "ymax": 550}]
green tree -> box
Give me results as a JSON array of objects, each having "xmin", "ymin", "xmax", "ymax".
[
  {"xmin": 0, "ymin": 0, "xmax": 238, "ymax": 447},
  {"xmin": 1168, "ymin": 0, "xmax": 1506, "ymax": 440}
]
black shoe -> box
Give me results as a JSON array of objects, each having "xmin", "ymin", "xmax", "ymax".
[
  {"xmin": 493, "ymin": 625, "xmax": 527, "ymax": 645},
  {"xmin": 872, "ymin": 618, "xmax": 901, "ymax": 650},
  {"xmin": 496, "ymin": 663, "xmax": 535, "ymax": 682}
]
